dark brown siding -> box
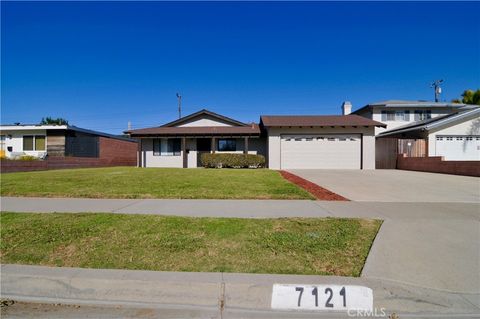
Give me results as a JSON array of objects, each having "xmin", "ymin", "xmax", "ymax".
[
  {"xmin": 376, "ymin": 138, "xmax": 397, "ymax": 169},
  {"xmin": 46, "ymin": 130, "xmax": 66, "ymax": 157}
]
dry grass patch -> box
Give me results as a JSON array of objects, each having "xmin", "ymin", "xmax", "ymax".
[{"xmin": 0, "ymin": 212, "xmax": 381, "ymax": 276}]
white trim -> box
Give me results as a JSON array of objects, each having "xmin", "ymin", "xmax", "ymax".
[{"xmin": 0, "ymin": 125, "xmax": 68, "ymax": 131}]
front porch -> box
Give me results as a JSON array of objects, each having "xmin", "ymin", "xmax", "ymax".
[{"xmin": 137, "ymin": 136, "xmax": 265, "ymax": 168}]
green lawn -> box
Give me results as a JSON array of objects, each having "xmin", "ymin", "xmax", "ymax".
[
  {"xmin": 0, "ymin": 167, "xmax": 313, "ymax": 199},
  {"xmin": 0, "ymin": 213, "xmax": 381, "ymax": 276}
]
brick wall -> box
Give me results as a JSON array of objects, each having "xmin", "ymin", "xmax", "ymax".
[
  {"xmin": 98, "ymin": 136, "xmax": 137, "ymax": 164},
  {"xmin": 397, "ymin": 154, "xmax": 480, "ymax": 177},
  {"xmin": 1, "ymin": 138, "xmax": 137, "ymax": 173}
]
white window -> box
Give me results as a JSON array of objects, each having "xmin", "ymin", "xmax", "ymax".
[
  {"xmin": 23, "ymin": 135, "xmax": 46, "ymax": 151},
  {"xmin": 153, "ymin": 138, "xmax": 181, "ymax": 156},
  {"xmin": 305, "ymin": 137, "xmax": 313, "ymax": 141},
  {"xmin": 381, "ymin": 111, "xmax": 395, "ymax": 121},
  {"xmin": 436, "ymin": 137, "xmax": 443, "ymax": 141},
  {"xmin": 327, "ymin": 137, "xmax": 336, "ymax": 141},
  {"xmin": 446, "ymin": 137, "xmax": 453, "ymax": 141},
  {"xmin": 414, "ymin": 110, "xmax": 432, "ymax": 121}
]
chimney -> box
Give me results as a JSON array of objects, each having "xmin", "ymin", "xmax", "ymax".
[{"xmin": 342, "ymin": 101, "xmax": 352, "ymax": 115}]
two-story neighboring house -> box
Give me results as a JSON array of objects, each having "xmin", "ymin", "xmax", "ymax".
[
  {"xmin": 350, "ymin": 100, "xmax": 480, "ymax": 165},
  {"xmin": 351, "ymin": 100, "xmax": 464, "ymax": 135}
]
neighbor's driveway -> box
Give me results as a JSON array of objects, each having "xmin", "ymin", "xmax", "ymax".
[{"xmin": 288, "ymin": 169, "xmax": 480, "ymax": 202}]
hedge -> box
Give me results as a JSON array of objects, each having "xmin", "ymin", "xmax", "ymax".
[{"xmin": 200, "ymin": 153, "xmax": 265, "ymax": 168}]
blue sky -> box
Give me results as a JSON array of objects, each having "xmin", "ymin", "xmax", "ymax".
[{"xmin": 2, "ymin": 1, "xmax": 479, "ymax": 134}]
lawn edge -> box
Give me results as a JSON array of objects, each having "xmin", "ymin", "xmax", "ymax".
[{"xmin": 278, "ymin": 170, "xmax": 349, "ymax": 201}]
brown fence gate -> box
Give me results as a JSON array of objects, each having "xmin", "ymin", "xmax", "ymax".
[{"xmin": 376, "ymin": 138, "xmax": 427, "ymax": 169}]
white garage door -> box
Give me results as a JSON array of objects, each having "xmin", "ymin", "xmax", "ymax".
[
  {"xmin": 280, "ymin": 134, "xmax": 361, "ymax": 169},
  {"xmin": 436, "ymin": 135, "xmax": 480, "ymax": 160}
]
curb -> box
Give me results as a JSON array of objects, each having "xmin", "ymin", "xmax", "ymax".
[{"xmin": 1, "ymin": 264, "xmax": 479, "ymax": 317}]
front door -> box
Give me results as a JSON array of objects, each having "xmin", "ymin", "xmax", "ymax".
[{"xmin": 196, "ymin": 138, "xmax": 211, "ymax": 167}]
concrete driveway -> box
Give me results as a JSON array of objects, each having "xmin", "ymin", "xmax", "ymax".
[{"xmin": 288, "ymin": 169, "xmax": 480, "ymax": 202}]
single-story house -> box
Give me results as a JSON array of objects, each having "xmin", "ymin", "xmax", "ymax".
[
  {"xmin": 376, "ymin": 106, "xmax": 480, "ymax": 161},
  {"xmin": 0, "ymin": 124, "xmax": 138, "ymax": 159},
  {"xmin": 126, "ymin": 108, "xmax": 385, "ymax": 169}
]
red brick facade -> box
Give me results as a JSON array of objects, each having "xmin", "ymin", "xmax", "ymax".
[
  {"xmin": 98, "ymin": 137, "xmax": 137, "ymax": 163},
  {"xmin": 397, "ymin": 154, "xmax": 480, "ymax": 177}
]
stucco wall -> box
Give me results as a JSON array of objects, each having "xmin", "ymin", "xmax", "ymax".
[
  {"xmin": 266, "ymin": 126, "xmax": 376, "ymax": 169},
  {"xmin": 1, "ymin": 129, "xmax": 48, "ymax": 158},
  {"xmin": 177, "ymin": 116, "xmax": 234, "ymax": 127},
  {"xmin": 141, "ymin": 138, "xmax": 183, "ymax": 168}
]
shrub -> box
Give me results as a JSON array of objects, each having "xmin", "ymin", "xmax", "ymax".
[
  {"xmin": 201, "ymin": 153, "xmax": 265, "ymax": 168},
  {"xmin": 18, "ymin": 155, "xmax": 39, "ymax": 161}
]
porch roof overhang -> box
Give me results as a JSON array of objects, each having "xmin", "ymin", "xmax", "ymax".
[{"xmin": 126, "ymin": 124, "xmax": 261, "ymax": 138}]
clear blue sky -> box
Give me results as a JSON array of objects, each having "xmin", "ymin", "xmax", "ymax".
[{"xmin": 2, "ymin": 1, "xmax": 479, "ymax": 134}]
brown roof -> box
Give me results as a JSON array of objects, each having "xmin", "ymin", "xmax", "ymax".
[
  {"xmin": 260, "ymin": 115, "xmax": 386, "ymax": 127},
  {"xmin": 126, "ymin": 123, "xmax": 261, "ymax": 137}
]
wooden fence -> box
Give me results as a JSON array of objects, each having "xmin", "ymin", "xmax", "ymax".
[{"xmin": 376, "ymin": 138, "xmax": 427, "ymax": 169}]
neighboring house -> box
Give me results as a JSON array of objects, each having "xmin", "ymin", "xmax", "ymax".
[
  {"xmin": 126, "ymin": 108, "xmax": 385, "ymax": 169},
  {"xmin": 352, "ymin": 100, "xmax": 480, "ymax": 163},
  {"xmin": 376, "ymin": 106, "xmax": 480, "ymax": 161},
  {"xmin": 352, "ymin": 100, "xmax": 466, "ymax": 135},
  {"xmin": 0, "ymin": 124, "xmax": 137, "ymax": 159}
]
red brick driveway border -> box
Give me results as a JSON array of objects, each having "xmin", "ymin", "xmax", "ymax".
[{"xmin": 279, "ymin": 170, "xmax": 349, "ymax": 201}]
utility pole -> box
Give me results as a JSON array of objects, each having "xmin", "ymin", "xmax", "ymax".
[
  {"xmin": 176, "ymin": 93, "xmax": 182, "ymax": 118},
  {"xmin": 431, "ymin": 79, "xmax": 443, "ymax": 102}
]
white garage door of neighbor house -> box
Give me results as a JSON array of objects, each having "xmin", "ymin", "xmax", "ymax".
[
  {"xmin": 436, "ymin": 135, "xmax": 480, "ymax": 161},
  {"xmin": 280, "ymin": 134, "xmax": 361, "ymax": 169}
]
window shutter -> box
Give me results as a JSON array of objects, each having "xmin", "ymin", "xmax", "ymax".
[{"xmin": 404, "ymin": 110, "xmax": 410, "ymax": 121}]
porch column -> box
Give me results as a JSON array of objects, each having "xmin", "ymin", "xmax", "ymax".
[
  {"xmin": 244, "ymin": 137, "xmax": 249, "ymax": 154},
  {"xmin": 211, "ymin": 137, "xmax": 216, "ymax": 153},
  {"xmin": 137, "ymin": 138, "xmax": 142, "ymax": 168},
  {"xmin": 182, "ymin": 137, "xmax": 187, "ymax": 168}
]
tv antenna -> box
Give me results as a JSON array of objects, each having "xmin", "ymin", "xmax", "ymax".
[
  {"xmin": 431, "ymin": 79, "xmax": 443, "ymax": 102},
  {"xmin": 176, "ymin": 93, "xmax": 182, "ymax": 119}
]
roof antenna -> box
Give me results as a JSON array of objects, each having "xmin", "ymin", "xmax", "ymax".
[
  {"xmin": 176, "ymin": 93, "xmax": 182, "ymax": 119},
  {"xmin": 430, "ymin": 79, "xmax": 443, "ymax": 102}
]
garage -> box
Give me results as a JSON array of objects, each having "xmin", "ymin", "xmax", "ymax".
[
  {"xmin": 436, "ymin": 135, "xmax": 480, "ymax": 160},
  {"xmin": 280, "ymin": 134, "xmax": 361, "ymax": 169}
]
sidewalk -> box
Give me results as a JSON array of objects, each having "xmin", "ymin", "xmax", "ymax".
[
  {"xmin": 2, "ymin": 264, "xmax": 479, "ymax": 318},
  {"xmin": 1, "ymin": 196, "xmax": 478, "ymax": 220}
]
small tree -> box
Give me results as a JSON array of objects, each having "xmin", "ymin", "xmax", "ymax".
[
  {"xmin": 452, "ymin": 89, "xmax": 480, "ymax": 105},
  {"xmin": 40, "ymin": 117, "xmax": 69, "ymax": 125}
]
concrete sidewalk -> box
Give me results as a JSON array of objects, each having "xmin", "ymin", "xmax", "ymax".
[
  {"xmin": 1, "ymin": 264, "xmax": 479, "ymax": 318},
  {"xmin": 1, "ymin": 196, "xmax": 479, "ymax": 220}
]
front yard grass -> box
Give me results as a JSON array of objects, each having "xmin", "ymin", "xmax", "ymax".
[
  {"xmin": 0, "ymin": 167, "xmax": 313, "ymax": 199},
  {"xmin": 0, "ymin": 213, "xmax": 381, "ymax": 276}
]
